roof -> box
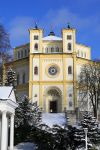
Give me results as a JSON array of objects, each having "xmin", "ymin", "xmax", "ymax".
[
  {"xmin": 76, "ymin": 43, "xmax": 90, "ymax": 48},
  {"xmin": 0, "ymin": 86, "xmax": 16, "ymax": 102},
  {"xmin": 14, "ymin": 43, "xmax": 29, "ymax": 49},
  {"xmin": 43, "ymin": 35, "xmax": 62, "ymax": 41}
]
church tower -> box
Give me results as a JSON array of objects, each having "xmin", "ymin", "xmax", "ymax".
[
  {"xmin": 29, "ymin": 24, "xmax": 43, "ymax": 100},
  {"xmin": 29, "ymin": 23, "xmax": 43, "ymax": 54},
  {"xmin": 62, "ymin": 23, "xmax": 76, "ymax": 53}
]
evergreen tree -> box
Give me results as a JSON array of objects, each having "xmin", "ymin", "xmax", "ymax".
[
  {"xmin": 14, "ymin": 96, "xmax": 42, "ymax": 144},
  {"xmin": 52, "ymin": 125, "xmax": 69, "ymax": 150},
  {"xmin": 74, "ymin": 112, "xmax": 100, "ymax": 149},
  {"xmin": 81, "ymin": 112, "xmax": 100, "ymax": 146},
  {"xmin": 5, "ymin": 67, "xmax": 16, "ymax": 86},
  {"xmin": 32, "ymin": 124, "xmax": 72, "ymax": 150}
]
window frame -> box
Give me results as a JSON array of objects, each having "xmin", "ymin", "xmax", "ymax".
[
  {"xmin": 34, "ymin": 43, "xmax": 38, "ymax": 50},
  {"xmin": 51, "ymin": 47, "xmax": 54, "ymax": 53},
  {"xmin": 68, "ymin": 43, "xmax": 72, "ymax": 51},
  {"xmin": 68, "ymin": 66, "xmax": 72, "ymax": 75},
  {"xmin": 34, "ymin": 66, "xmax": 38, "ymax": 75},
  {"xmin": 17, "ymin": 51, "xmax": 20, "ymax": 59},
  {"xmin": 22, "ymin": 73, "xmax": 26, "ymax": 84},
  {"xmin": 67, "ymin": 35, "xmax": 72, "ymax": 40},
  {"xmin": 34, "ymin": 35, "xmax": 39, "ymax": 40}
]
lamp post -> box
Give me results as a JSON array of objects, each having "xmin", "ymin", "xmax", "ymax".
[{"xmin": 84, "ymin": 128, "xmax": 88, "ymax": 150}]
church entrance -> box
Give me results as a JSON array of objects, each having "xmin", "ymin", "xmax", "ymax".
[
  {"xmin": 49, "ymin": 100, "xmax": 57, "ymax": 113},
  {"xmin": 44, "ymin": 87, "xmax": 62, "ymax": 113}
]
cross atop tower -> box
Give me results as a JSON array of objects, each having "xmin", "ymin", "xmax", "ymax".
[
  {"xmin": 67, "ymin": 22, "xmax": 71, "ymax": 29},
  {"xmin": 34, "ymin": 22, "xmax": 38, "ymax": 29},
  {"xmin": 48, "ymin": 25, "xmax": 55, "ymax": 36}
]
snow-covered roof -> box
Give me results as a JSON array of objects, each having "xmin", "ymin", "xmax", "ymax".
[
  {"xmin": 0, "ymin": 86, "xmax": 16, "ymax": 102},
  {"xmin": 43, "ymin": 35, "xmax": 62, "ymax": 41}
]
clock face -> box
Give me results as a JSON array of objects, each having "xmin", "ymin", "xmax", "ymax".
[{"xmin": 48, "ymin": 66, "xmax": 58, "ymax": 75}]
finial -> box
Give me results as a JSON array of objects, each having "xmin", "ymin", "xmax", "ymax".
[
  {"xmin": 35, "ymin": 22, "xmax": 38, "ymax": 29},
  {"xmin": 67, "ymin": 22, "xmax": 70, "ymax": 29},
  {"xmin": 48, "ymin": 25, "xmax": 55, "ymax": 36}
]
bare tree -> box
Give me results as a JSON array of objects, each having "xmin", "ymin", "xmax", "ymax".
[
  {"xmin": 0, "ymin": 23, "xmax": 11, "ymax": 83},
  {"xmin": 0, "ymin": 23, "xmax": 11, "ymax": 51},
  {"xmin": 78, "ymin": 62, "xmax": 100, "ymax": 118}
]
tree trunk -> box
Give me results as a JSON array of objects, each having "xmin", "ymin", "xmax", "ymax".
[{"xmin": 93, "ymin": 107, "xmax": 97, "ymax": 119}]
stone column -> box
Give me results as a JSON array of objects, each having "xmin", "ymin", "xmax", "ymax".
[
  {"xmin": 1, "ymin": 111, "xmax": 7, "ymax": 150},
  {"xmin": 10, "ymin": 114, "xmax": 14, "ymax": 150}
]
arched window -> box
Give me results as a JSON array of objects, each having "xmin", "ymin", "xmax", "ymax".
[
  {"xmin": 22, "ymin": 73, "xmax": 25, "ymax": 84},
  {"xmin": 17, "ymin": 74, "xmax": 19, "ymax": 85},
  {"xmin": 68, "ymin": 66, "xmax": 72, "ymax": 74},
  {"xmin": 51, "ymin": 47, "xmax": 54, "ymax": 52},
  {"xmin": 34, "ymin": 43, "xmax": 38, "ymax": 50},
  {"xmin": 68, "ymin": 43, "xmax": 72, "ymax": 51},
  {"xmin": 56, "ymin": 47, "xmax": 59, "ymax": 52},
  {"xmin": 34, "ymin": 66, "xmax": 38, "ymax": 75}
]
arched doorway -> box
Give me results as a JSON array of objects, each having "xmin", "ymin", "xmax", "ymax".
[{"xmin": 44, "ymin": 87, "xmax": 62, "ymax": 113}]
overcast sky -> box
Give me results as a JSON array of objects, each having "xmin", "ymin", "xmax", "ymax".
[{"xmin": 0, "ymin": 0, "xmax": 100, "ymax": 59}]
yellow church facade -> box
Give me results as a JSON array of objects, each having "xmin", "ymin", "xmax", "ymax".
[
  {"xmin": 28, "ymin": 26, "xmax": 91, "ymax": 113},
  {"xmin": 4, "ymin": 25, "xmax": 91, "ymax": 113}
]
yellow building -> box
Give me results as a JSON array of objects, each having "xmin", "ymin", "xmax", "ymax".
[{"xmin": 4, "ymin": 25, "xmax": 91, "ymax": 113}]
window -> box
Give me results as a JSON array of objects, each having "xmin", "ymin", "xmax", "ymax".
[
  {"xmin": 45, "ymin": 47, "xmax": 49, "ymax": 53},
  {"xmin": 51, "ymin": 47, "xmax": 54, "ymax": 52},
  {"xmin": 84, "ymin": 52, "xmax": 86, "ymax": 58},
  {"xmin": 68, "ymin": 43, "xmax": 72, "ymax": 51},
  {"xmin": 56, "ymin": 47, "xmax": 59, "ymax": 52},
  {"xmin": 21, "ymin": 50, "xmax": 23, "ymax": 58},
  {"xmin": 22, "ymin": 73, "xmax": 25, "ymax": 84},
  {"xmin": 69, "ymin": 101, "xmax": 73, "ymax": 107},
  {"xmin": 77, "ymin": 50, "xmax": 80, "ymax": 57},
  {"xmin": 17, "ymin": 74, "xmax": 19, "ymax": 85},
  {"xmin": 18, "ymin": 51, "xmax": 20, "ymax": 59},
  {"xmin": 34, "ymin": 35, "xmax": 39, "ymax": 40},
  {"xmin": 34, "ymin": 43, "xmax": 38, "ymax": 50},
  {"xmin": 68, "ymin": 66, "xmax": 72, "ymax": 74},
  {"xmin": 69, "ymin": 93, "xmax": 72, "ymax": 97},
  {"xmin": 67, "ymin": 35, "xmax": 72, "ymax": 40},
  {"xmin": 25, "ymin": 49, "xmax": 27, "ymax": 57},
  {"xmin": 81, "ymin": 51, "xmax": 83, "ymax": 57},
  {"xmin": 34, "ymin": 94, "xmax": 37, "ymax": 97},
  {"xmin": 34, "ymin": 66, "xmax": 38, "ymax": 75}
]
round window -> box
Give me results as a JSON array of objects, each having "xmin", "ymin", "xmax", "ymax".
[{"xmin": 48, "ymin": 66, "xmax": 58, "ymax": 76}]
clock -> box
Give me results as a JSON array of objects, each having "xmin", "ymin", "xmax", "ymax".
[{"xmin": 48, "ymin": 66, "xmax": 58, "ymax": 75}]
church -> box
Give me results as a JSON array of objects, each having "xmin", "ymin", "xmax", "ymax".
[{"xmin": 3, "ymin": 24, "xmax": 91, "ymax": 113}]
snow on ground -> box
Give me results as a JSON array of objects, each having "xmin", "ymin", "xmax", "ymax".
[
  {"xmin": 14, "ymin": 142, "xmax": 36, "ymax": 150},
  {"xmin": 42, "ymin": 113, "xmax": 66, "ymax": 127}
]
